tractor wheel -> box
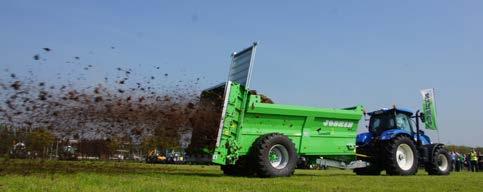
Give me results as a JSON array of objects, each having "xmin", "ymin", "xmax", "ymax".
[
  {"xmin": 354, "ymin": 166, "xmax": 381, "ymax": 175},
  {"xmin": 353, "ymin": 155, "xmax": 382, "ymax": 175},
  {"xmin": 425, "ymin": 146, "xmax": 451, "ymax": 175},
  {"xmin": 353, "ymin": 149, "xmax": 382, "ymax": 175},
  {"xmin": 252, "ymin": 133, "xmax": 297, "ymax": 177},
  {"xmin": 354, "ymin": 161, "xmax": 382, "ymax": 175},
  {"xmin": 383, "ymin": 136, "xmax": 419, "ymax": 176}
]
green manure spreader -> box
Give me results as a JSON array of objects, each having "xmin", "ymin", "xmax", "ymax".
[
  {"xmin": 189, "ymin": 43, "xmax": 366, "ymax": 177},
  {"xmin": 190, "ymin": 43, "xmax": 449, "ymax": 177}
]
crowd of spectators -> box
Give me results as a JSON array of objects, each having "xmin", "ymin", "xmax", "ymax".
[{"xmin": 450, "ymin": 149, "xmax": 480, "ymax": 172}]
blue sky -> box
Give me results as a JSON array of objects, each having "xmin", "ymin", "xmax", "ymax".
[{"xmin": 1, "ymin": 0, "xmax": 482, "ymax": 146}]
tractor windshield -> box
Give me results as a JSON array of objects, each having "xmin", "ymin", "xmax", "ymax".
[
  {"xmin": 395, "ymin": 113, "xmax": 413, "ymax": 133},
  {"xmin": 369, "ymin": 114, "xmax": 395, "ymax": 134},
  {"xmin": 369, "ymin": 113, "xmax": 413, "ymax": 134}
]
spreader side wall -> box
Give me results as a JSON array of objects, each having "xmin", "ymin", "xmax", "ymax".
[
  {"xmin": 238, "ymin": 102, "xmax": 363, "ymax": 158},
  {"xmin": 237, "ymin": 113, "xmax": 305, "ymax": 155},
  {"xmin": 211, "ymin": 82, "xmax": 364, "ymax": 165}
]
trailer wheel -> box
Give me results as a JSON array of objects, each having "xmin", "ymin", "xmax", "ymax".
[
  {"xmin": 252, "ymin": 133, "xmax": 297, "ymax": 177},
  {"xmin": 220, "ymin": 165, "xmax": 237, "ymax": 176},
  {"xmin": 220, "ymin": 156, "xmax": 254, "ymax": 176},
  {"xmin": 383, "ymin": 135, "xmax": 418, "ymax": 176},
  {"xmin": 425, "ymin": 145, "xmax": 451, "ymax": 175}
]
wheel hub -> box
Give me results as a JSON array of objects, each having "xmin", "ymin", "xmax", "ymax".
[
  {"xmin": 268, "ymin": 144, "xmax": 289, "ymax": 169},
  {"xmin": 398, "ymin": 153, "xmax": 406, "ymax": 161},
  {"xmin": 396, "ymin": 143, "xmax": 414, "ymax": 171},
  {"xmin": 437, "ymin": 154, "xmax": 448, "ymax": 171}
]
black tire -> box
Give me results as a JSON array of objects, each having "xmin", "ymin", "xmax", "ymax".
[
  {"xmin": 383, "ymin": 135, "xmax": 419, "ymax": 176},
  {"xmin": 353, "ymin": 148, "xmax": 382, "ymax": 175},
  {"xmin": 220, "ymin": 156, "xmax": 254, "ymax": 176},
  {"xmin": 354, "ymin": 166, "xmax": 381, "ymax": 175},
  {"xmin": 220, "ymin": 164, "xmax": 237, "ymax": 176},
  {"xmin": 425, "ymin": 145, "xmax": 451, "ymax": 175},
  {"xmin": 252, "ymin": 133, "xmax": 297, "ymax": 177}
]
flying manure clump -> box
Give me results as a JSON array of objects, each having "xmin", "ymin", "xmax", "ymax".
[{"xmin": 0, "ymin": 65, "xmax": 206, "ymax": 149}]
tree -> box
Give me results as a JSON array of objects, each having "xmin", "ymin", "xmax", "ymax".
[
  {"xmin": 0, "ymin": 125, "xmax": 15, "ymax": 156},
  {"xmin": 26, "ymin": 129, "xmax": 55, "ymax": 158},
  {"xmin": 447, "ymin": 144, "xmax": 483, "ymax": 154},
  {"xmin": 78, "ymin": 139, "xmax": 110, "ymax": 159},
  {"xmin": 140, "ymin": 136, "xmax": 158, "ymax": 154}
]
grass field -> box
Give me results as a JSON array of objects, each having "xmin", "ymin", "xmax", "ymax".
[{"xmin": 0, "ymin": 159, "xmax": 482, "ymax": 192}]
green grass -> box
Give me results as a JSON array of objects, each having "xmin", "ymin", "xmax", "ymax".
[{"xmin": 0, "ymin": 159, "xmax": 482, "ymax": 192}]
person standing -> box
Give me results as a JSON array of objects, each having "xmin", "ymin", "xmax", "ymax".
[
  {"xmin": 470, "ymin": 149, "xmax": 478, "ymax": 172},
  {"xmin": 455, "ymin": 152, "xmax": 461, "ymax": 172},
  {"xmin": 450, "ymin": 151, "xmax": 457, "ymax": 171},
  {"xmin": 458, "ymin": 153, "xmax": 465, "ymax": 171},
  {"xmin": 466, "ymin": 153, "xmax": 472, "ymax": 171}
]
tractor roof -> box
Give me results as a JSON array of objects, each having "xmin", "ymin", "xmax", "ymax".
[{"xmin": 368, "ymin": 108, "xmax": 413, "ymax": 116}]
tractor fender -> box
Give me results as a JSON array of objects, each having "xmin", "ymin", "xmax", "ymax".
[
  {"xmin": 426, "ymin": 143, "xmax": 445, "ymax": 157},
  {"xmin": 356, "ymin": 132, "xmax": 373, "ymax": 146},
  {"xmin": 418, "ymin": 134, "xmax": 431, "ymax": 145},
  {"xmin": 379, "ymin": 129, "xmax": 412, "ymax": 141}
]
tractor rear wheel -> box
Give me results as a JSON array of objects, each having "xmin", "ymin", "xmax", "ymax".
[
  {"xmin": 353, "ymin": 146, "xmax": 382, "ymax": 175},
  {"xmin": 354, "ymin": 164, "xmax": 382, "ymax": 175},
  {"xmin": 354, "ymin": 160, "xmax": 382, "ymax": 175},
  {"xmin": 383, "ymin": 135, "xmax": 419, "ymax": 176},
  {"xmin": 252, "ymin": 133, "xmax": 297, "ymax": 177},
  {"xmin": 425, "ymin": 145, "xmax": 451, "ymax": 175}
]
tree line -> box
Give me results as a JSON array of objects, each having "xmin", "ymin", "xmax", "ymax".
[
  {"xmin": 446, "ymin": 144, "xmax": 482, "ymax": 154},
  {"xmin": 0, "ymin": 124, "xmax": 173, "ymax": 159}
]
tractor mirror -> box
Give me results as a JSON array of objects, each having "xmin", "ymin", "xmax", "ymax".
[{"xmin": 420, "ymin": 113, "xmax": 425, "ymax": 123}]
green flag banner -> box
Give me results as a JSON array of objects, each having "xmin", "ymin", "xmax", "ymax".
[{"xmin": 421, "ymin": 88, "xmax": 438, "ymax": 130}]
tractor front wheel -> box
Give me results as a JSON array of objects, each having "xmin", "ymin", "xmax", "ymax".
[
  {"xmin": 383, "ymin": 135, "xmax": 419, "ymax": 176},
  {"xmin": 252, "ymin": 133, "xmax": 297, "ymax": 177},
  {"xmin": 425, "ymin": 145, "xmax": 451, "ymax": 175}
]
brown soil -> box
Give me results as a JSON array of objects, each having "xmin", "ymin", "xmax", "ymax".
[
  {"xmin": 1, "ymin": 50, "xmax": 273, "ymax": 151},
  {"xmin": 188, "ymin": 85, "xmax": 225, "ymax": 153},
  {"xmin": 1, "ymin": 66, "xmax": 204, "ymax": 149}
]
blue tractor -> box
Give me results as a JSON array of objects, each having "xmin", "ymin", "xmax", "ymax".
[{"xmin": 354, "ymin": 107, "xmax": 451, "ymax": 175}]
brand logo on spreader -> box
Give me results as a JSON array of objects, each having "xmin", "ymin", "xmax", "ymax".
[{"xmin": 323, "ymin": 120, "xmax": 353, "ymax": 128}]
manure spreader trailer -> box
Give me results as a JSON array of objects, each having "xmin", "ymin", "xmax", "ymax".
[{"xmin": 190, "ymin": 43, "xmax": 450, "ymax": 177}]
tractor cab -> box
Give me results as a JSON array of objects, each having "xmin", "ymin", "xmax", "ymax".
[
  {"xmin": 357, "ymin": 108, "xmax": 431, "ymax": 146},
  {"xmin": 59, "ymin": 145, "xmax": 78, "ymax": 160},
  {"xmin": 368, "ymin": 108, "xmax": 414, "ymax": 135}
]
